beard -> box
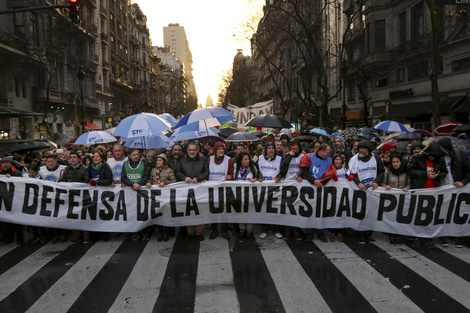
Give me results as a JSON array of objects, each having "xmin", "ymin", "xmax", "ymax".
[
  {"xmin": 173, "ymin": 152, "xmax": 182, "ymax": 159},
  {"xmin": 358, "ymin": 151, "xmax": 371, "ymax": 161}
]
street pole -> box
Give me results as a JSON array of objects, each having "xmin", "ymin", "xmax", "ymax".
[{"xmin": 77, "ymin": 66, "xmax": 86, "ymax": 135}]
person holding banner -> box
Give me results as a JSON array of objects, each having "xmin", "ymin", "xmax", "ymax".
[
  {"xmin": 207, "ymin": 142, "xmax": 234, "ymax": 240},
  {"xmin": 107, "ymin": 143, "xmax": 128, "ymax": 187},
  {"xmin": 381, "ymin": 154, "xmax": 410, "ymax": 245},
  {"xmin": 279, "ymin": 140, "xmax": 304, "ymax": 240},
  {"xmin": 175, "ymin": 141, "xmax": 209, "ymax": 241},
  {"xmin": 347, "ymin": 139, "xmax": 384, "ymax": 244},
  {"xmin": 234, "ymin": 152, "xmax": 259, "ymax": 238},
  {"xmin": 256, "ymin": 142, "xmax": 283, "ymax": 240},
  {"xmin": 146, "ymin": 153, "xmax": 176, "ymax": 242},
  {"xmin": 299, "ymin": 143, "xmax": 334, "ymax": 243},
  {"xmin": 0, "ymin": 156, "xmax": 24, "ymax": 245},
  {"xmin": 121, "ymin": 148, "xmax": 150, "ymax": 241}
]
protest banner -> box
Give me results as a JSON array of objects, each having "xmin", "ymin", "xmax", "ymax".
[{"xmin": 0, "ymin": 177, "xmax": 469, "ymax": 237}]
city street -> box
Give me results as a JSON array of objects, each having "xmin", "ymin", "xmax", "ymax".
[{"xmin": 0, "ymin": 227, "xmax": 469, "ymax": 312}]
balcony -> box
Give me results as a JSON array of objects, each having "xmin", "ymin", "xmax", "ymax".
[{"xmin": 363, "ymin": 51, "xmax": 391, "ymax": 65}]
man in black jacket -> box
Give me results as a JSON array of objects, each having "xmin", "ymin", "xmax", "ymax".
[
  {"xmin": 175, "ymin": 142, "xmax": 209, "ymax": 241},
  {"xmin": 61, "ymin": 151, "xmax": 89, "ymax": 183}
]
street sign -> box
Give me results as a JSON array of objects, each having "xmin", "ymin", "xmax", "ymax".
[{"xmin": 434, "ymin": 0, "xmax": 470, "ymax": 4}]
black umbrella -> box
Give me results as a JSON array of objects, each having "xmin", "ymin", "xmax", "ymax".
[
  {"xmin": 218, "ymin": 127, "xmax": 238, "ymax": 138},
  {"xmin": 225, "ymin": 132, "xmax": 259, "ymax": 142},
  {"xmin": 245, "ymin": 114, "xmax": 292, "ymax": 129},
  {"xmin": 11, "ymin": 141, "xmax": 52, "ymax": 153},
  {"xmin": 452, "ymin": 124, "xmax": 470, "ymax": 134},
  {"xmin": 51, "ymin": 133, "xmax": 72, "ymax": 146}
]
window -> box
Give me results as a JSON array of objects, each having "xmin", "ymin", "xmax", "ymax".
[
  {"xmin": 408, "ymin": 61, "xmax": 428, "ymax": 81},
  {"xmin": 375, "ymin": 19, "xmax": 386, "ymax": 51},
  {"xmin": 398, "ymin": 11, "xmax": 406, "ymax": 46},
  {"xmin": 366, "ymin": 22, "xmax": 371, "ymax": 54},
  {"xmin": 396, "ymin": 68, "xmax": 405, "ymax": 83},
  {"xmin": 348, "ymin": 80, "xmax": 355, "ymax": 102},
  {"xmin": 22, "ymin": 78, "xmax": 27, "ymax": 98},
  {"xmin": 15, "ymin": 78, "xmax": 21, "ymax": 97},
  {"xmin": 411, "ymin": 3, "xmax": 424, "ymax": 42}
]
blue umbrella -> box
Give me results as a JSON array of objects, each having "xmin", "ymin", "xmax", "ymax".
[
  {"xmin": 309, "ymin": 128, "xmax": 329, "ymax": 137},
  {"xmin": 169, "ymin": 123, "xmax": 221, "ymax": 142},
  {"xmin": 113, "ymin": 113, "xmax": 171, "ymax": 138},
  {"xmin": 374, "ymin": 120, "xmax": 409, "ymax": 133},
  {"xmin": 396, "ymin": 132, "xmax": 421, "ymax": 140},
  {"xmin": 75, "ymin": 131, "xmax": 117, "ymax": 145},
  {"xmin": 331, "ymin": 132, "xmax": 341, "ymax": 138},
  {"xmin": 157, "ymin": 113, "xmax": 178, "ymax": 127},
  {"xmin": 124, "ymin": 134, "xmax": 170, "ymax": 149},
  {"xmin": 174, "ymin": 107, "xmax": 235, "ymax": 129}
]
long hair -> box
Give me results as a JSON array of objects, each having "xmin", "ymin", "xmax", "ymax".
[{"xmin": 235, "ymin": 152, "xmax": 257, "ymax": 180}]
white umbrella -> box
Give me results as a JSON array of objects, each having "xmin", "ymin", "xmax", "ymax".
[
  {"xmin": 113, "ymin": 113, "xmax": 172, "ymax": 138},
  {"xmin": 75, "ymin": 131, "xmax": 117, "ymax": 145}
]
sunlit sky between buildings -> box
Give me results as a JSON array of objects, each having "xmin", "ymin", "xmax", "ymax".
[{"xmin": 134, "ymin": 0, "xmax": 264, "ymax": 107}]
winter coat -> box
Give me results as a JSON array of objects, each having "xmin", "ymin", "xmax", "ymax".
[
  {"xmin": 148, "ymin": 167, "xmax": 177, "ymax": 185},
  {"xmin": 382, "ymin": 169, "xmax": 410, "ymax": 190},
  {"xmin": 407, "ymin": 142, "xmax": 448, "ymax": 189},
  {"xmin": 175, "ymin": 154, "xmax": 209, "ymax": 182},
  {"xmin": 61, "ymin": 163, "xmax": 89, "ymax": 183}
]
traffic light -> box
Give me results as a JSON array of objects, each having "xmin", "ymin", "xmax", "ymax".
[{"xmin": 67, "ymin": 0, "xmax": 81, "ymax": 24}]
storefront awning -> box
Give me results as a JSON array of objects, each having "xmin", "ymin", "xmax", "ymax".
[
  {"xmin": 0, "ymin": 107, "xmax": 42, "ymax": 118},
  {"xmin": 77, "ymin": 123, "xmax": 100, "ymax": 130}
]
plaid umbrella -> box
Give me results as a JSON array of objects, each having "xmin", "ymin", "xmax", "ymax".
[
  {"xmin": 424, "ymin": 136, "xmax": 470, "ymax": 153},
  {"xmin": 396, "ymin": 132, "xmax": 421, "ymax": 140}
]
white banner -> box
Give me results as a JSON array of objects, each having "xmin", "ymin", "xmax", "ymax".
[
  {"xmin": 0, "ymin": 177, "xmax": 469, "ymax": 237},
  {"xmin": 227, "ymin": 100, "xmax": 273, "ymax": 129}
]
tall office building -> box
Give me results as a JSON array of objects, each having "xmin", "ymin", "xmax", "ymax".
[{"xmin": 163, "ymin": 23, "xmax": 197, "ymax": 110}]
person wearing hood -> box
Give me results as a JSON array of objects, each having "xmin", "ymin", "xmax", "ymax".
[
  {"xmin": 207, "ymin": 142, "xmax": 234, "ymax": 240},
  {"xmin": 403, "ymin": 140, "xmax": 425, "ymax": 164},
  {"xmin": 436, "ymin": 137, "xmax": 470, "ymax": 248},
  {"xmin": 146, "ymin": 153, "xmax": 176, "ymax": 242},
  {"xmin": 347, "ymin": 139, "xmax": 385, "ymax": 244},
  {"xmin": 408, "ymin": 142, "xmax": 448, "ymax": 249},
  {"xmin": 381, "ymin": 154, "xmax": 410, "ymax": 244}
]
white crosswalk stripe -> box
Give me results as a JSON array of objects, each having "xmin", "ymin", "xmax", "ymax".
[
  {"xmin": 26, "ymin": 239, "xmax": 124, "ymax": 313},
  {"xmin": 0, "ymin": 231, "xmax": 469, "ymax": 313}
]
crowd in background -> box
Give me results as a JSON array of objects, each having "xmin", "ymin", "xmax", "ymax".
[{"xmin": 0, "ymin": 130, "xmax": 469, "ymax": 250}]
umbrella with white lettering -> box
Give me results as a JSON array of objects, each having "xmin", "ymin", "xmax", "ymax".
[
  {"xmin": 75, "ymin": 131, "xmax": 117, "ymax": 145},
  {"xmin": 113, "ymin": 113, "xmax": 172, "ymax": 139}
]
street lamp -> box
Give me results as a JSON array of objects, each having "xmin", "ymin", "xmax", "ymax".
[{"xmin": 77, "ymin": 66, "xmax": 86, "ymax": 135}]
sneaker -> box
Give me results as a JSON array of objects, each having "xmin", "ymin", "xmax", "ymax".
[
  {"xmin": 70, "ymin": 238, "xmax": 81, "ymax": 245},
  {"xmin": 141, "ymin": 233, "xmax": 150, "ymax": 241},
  {"xmin": 294, "ymin": 233, "xmax": 303, "ymax": 241},
  {"xmin": 318, "ymin": 235, "xmax": 327, "ymax": 243},
  {"xmin": 83, "ymin": 239, "xmax": 90, "ymax": 245},
  {"xmin": 454, "ymin": 238, "xmax": 463, "ymax": 248},
  {"xmin": 359, "ymin": 235, "xmax": 366, "ymax": 245},
  {"xmin": 366, "ymin": 235, "xmax": 375, "ymax": 243},
  {"xmin": 330, "ymin": 234, "xmax": 336, "ymax": 242},
  {"xmin": 197, "ymin": 235, "xmax": 205, "ymax": 241},
  {"xmin": 412, "ymin": 238, "xmax": 421, "ymax": 249},
  {"xmin": 274, "ymin": 232, "xmax": 283, "ymax": 239},
  {"xmin": 209, "ymin": 230, "xmax": 219, "ymax": 240},
  {"xmin": 221, "ymin": 231, "xmax": 230, "ymax": 240},
  {"xmin": 439, "ymin": 238, "xmax": 449, "ymax": 247},
  {"xmin": 337, "ymin": 234, "xmax": 343, "ymax": 242},
  {"xmin": 304, "ymin": 235, "xmax": 313, "ymax": 243},
  {"xmin": 389, "ymin": 236, "xmax": 398, "ymax": 245},
  {"xmin": 425, "ymin": 240, "xmax": 436, "ymax": 250},
  {"xmin": 259, "ymin": 232, "xmax": 267, "ymax": 239}
]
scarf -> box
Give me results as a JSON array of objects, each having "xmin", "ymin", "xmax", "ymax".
[
  {"xmin": 389, "ymin": 163, "xmax": 407, "ymax": 176},
  {"xmin": 154, "ymin": 166, "xmax": 167, "ymax": 183},
  {"xmin": 91, "ymin": 162, "xmax": 102, "ymax": 171},
  {"xmin": 239, "ymin": 166, "xmax": 251, "ymax": 180}
]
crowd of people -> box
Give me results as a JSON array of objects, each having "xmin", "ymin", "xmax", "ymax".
[{"xmin": 0, "ymin": 130, "xmax": 469, "ymax": 250}]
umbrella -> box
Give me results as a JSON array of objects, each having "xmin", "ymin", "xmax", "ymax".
[
  {"xmin": 357, "ymin": 132, "xmax": 375, "ymax": 140},
  {"xmin": 113, "ymin": 113, "xmax": 172, "ymax": 139},
  {"xmin": 396, "ymin": 132, "xmax": 421, "ymax": 140},
  {"xmin": 309, "ymin": 128, "xmax": 329, "ymax": 137},
  {"xmin": 374, "ymin": 120, "xmax": 409, "ymax": 132},
  {"xmin": 249, "ymin": 131, "xmax": 268, "ymax": 137},
  {"xmin": 434, "ymin": 122, "xmax": 462, "ymax": 134},
  {"xmin": 75, "ymin": 131, "xmax": 117, "ymax": 145},
  {"xmin": 361, "ymin": 127, "xmax": 379, "ymax": 134},
  {"xmin": 451, "ymin": 124, "xmax": 470, "ymax": 134},
  {"xmin": 51, "ymin": 133, "xmax": 72, "ymax": 146},
  {"xmin": 377, "ymin": 138, "xmax": 398, "ymax": 150},
  {"xmin": 11, "ymin": 141, "xmax": 52, "ymax": 153},
  {"xmin": 124, "ymin": 134, "xmax": 170, "ymax": 149},
  {"xmin": 225, "ymin": 132, "xmax": 259, "ymax": 142},
  {"xmin": 174, "ymin": 107, "xmax": 235, "ymax": 129},
  {"xmin": 218, "ymin": 127, "xmax": 238, "ymax": 138},
  {"xmin": 245, "ymin": 114, "xmax": 292, "ymax": 128},
  {"xmin": 331, "ymin": 132, "xmax": 341, "ymax": 138},
  {"xmin": 169, "ymin": 124, "xmax": 220, "ymax": 142},
  {"xmin": 157, "ymin": 113, "xmax": 178, "ymax": 127},
  {"xmin": 395, "ymin": 141, "xmax": 410, "ymax": 153},
  {"xmin": 293, "ymin": 135, "xmax": 315, "ymax": 142},
  {"xmin": 425, "ymin": 136, "xmax": 470, "ymax": 153},
  {"xmin": 412, "ymin": 129, "xmax": 433, "ymax": 137},
  {"xmin": 104, "ymin": 127, "xmax": 116, "ymax": 134}
]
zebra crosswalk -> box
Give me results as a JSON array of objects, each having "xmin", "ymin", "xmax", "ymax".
[{"xmin": 0, "ymin": 229, "xmax": 469, "ymax": 313}]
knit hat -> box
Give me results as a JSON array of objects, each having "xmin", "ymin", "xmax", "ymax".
[
  {"xmin": 382, "ymin": 142, "xmax": 396, "ymax": 154},
  {"xmin": 156, "ymin": 153, "xmax": 168, "ymax": 164},
  {"xmin": 214, "ymin": 142, "xmax": 226, "ymax": 152}
]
